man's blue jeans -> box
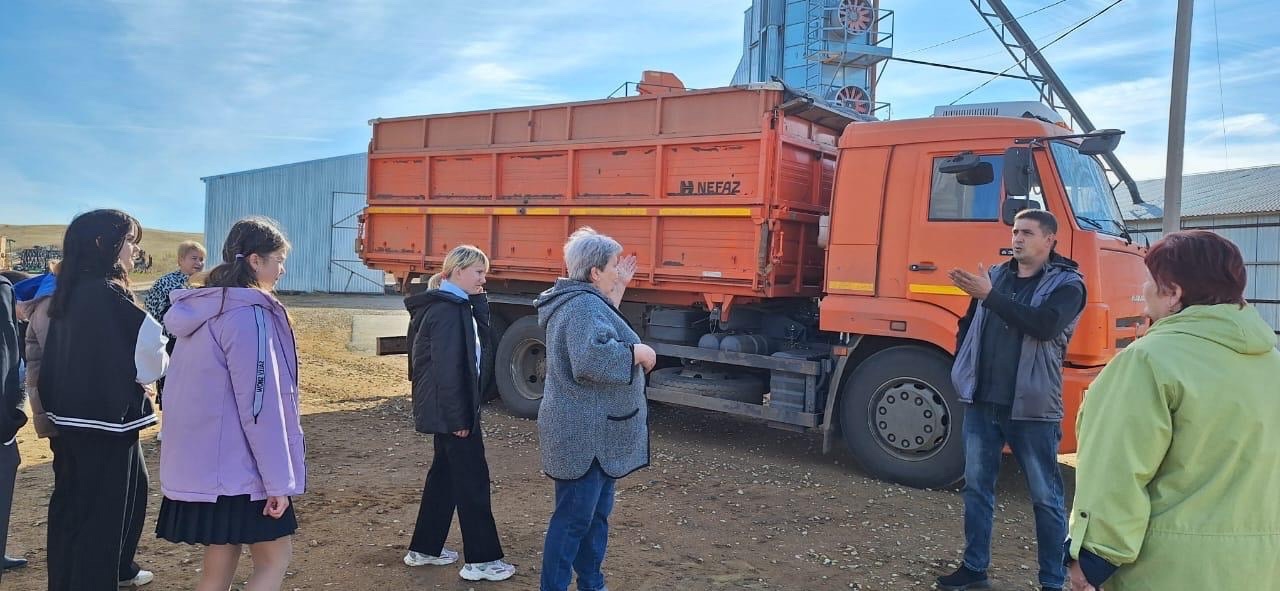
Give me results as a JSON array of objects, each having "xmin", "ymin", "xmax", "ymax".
[
  {"xmin": 541, "ymin": 461, "xmax": 615, "ymax": 591},
  {"xmin": 961, "ymin": 402, "xmax": 1067, "ymax": 589}
]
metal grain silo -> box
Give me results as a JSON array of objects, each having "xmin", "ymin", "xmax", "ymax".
[{"xmin": 732, "ymin": 0, "xmax": 893, "ymax": 118}]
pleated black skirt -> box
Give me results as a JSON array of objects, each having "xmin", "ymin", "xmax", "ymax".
[{"xmin": 155, "ymin": 494, "xmax": 297, "ymax": 545}]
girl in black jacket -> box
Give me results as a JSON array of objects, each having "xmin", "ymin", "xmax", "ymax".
[
  {"xmin": 402, "ymin": 245, "xmax": 514, "ymax": 582},
  {"xmin": 40, "ymin": 209, "xmax": 168, "ymax": 590}
]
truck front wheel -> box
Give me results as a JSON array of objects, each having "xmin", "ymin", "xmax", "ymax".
[
  {"xmin": 495, "ymin": 315, "xmax": 546, "ymax": 418},
  {"xmin": 839, "ymin": 346, "xmax": 966, "ymax": 489}
]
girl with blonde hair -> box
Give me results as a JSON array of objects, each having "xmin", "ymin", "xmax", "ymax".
[{"xmin": 402, "ymin": 245, "xmax": 514, "ymax": 582}]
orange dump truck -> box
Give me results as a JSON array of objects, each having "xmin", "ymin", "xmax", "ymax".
[{"xmin": 359, "ymin": 76, "xmax": 1147, "ymax": 488}]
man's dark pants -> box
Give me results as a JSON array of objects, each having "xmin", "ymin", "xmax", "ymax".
[{"xmin": 961, "ymin": 402, "xmax": 1067, "ymax": 589}]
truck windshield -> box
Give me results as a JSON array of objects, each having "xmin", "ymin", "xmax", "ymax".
[{"xmin": 1050, "ymin": 141, "xmax": 1128, "ymax": 237}]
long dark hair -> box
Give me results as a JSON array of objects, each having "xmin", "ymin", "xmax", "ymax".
[
  {"xmin": 49, "ymin": 209, "xmax": 142, "ymax": 319},
  {"xmin": 206, "ymin": 217, "xmax": 291, "ymax": 289}
]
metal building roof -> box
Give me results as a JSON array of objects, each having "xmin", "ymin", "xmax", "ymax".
[
  {"xmin": 200, "ymin": 153, "xmax": 365, "ymax": 182},
  {"xmin": 1121, "ymin": 163, "xmax": 1280, "ymax": 221}
]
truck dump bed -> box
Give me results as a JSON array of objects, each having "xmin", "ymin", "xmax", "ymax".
[{"xmin": 360, "ymin": 83, "xmax": 853, "ymax": 303}]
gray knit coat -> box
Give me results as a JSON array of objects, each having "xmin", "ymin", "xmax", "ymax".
[{"xmin": 534, "ymin": 279, "xmax": 649, "ymax": 480}]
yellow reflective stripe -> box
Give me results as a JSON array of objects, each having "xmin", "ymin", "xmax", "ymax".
[
  {"xmin": 657, "ymin": 207, "xmax": 753, "ymax": 217},
  {"xmin": 568, "ymin": 207, "xmax": 648, "ymax": 216},
  {"xmin": 425, "ymin": 207, "xmax": 485, "ymax": 214},
  {"xmin": 365, "ymin": 206, "xmax": 422, "ymax": 214},
  {"xmin": 490, "ymin": 207, "xmax": 559, "ymax": 215},
  {"xmin": 909, "ymin": 284, "xmax": 968, "ymax": 296},
  {"xmin": 364, "ymin": 205, "xmax": 757, "ymax": 217},
  {"xmin": 828, "ymin": 281, "xmax": 874, "ymax": 292}
]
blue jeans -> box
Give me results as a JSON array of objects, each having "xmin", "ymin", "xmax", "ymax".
[
  {"xmin": 961, "ymin": 403, "xmax": 1067, "ymax": 589},
  {"xmin": 541, "ymin": 461, "xmax": 615, "ymax": 591}
]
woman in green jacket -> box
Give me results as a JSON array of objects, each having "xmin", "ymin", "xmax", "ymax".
[{"xmin": 1067, "ymin": 230, "xmax": 1280, "ymax": 590}]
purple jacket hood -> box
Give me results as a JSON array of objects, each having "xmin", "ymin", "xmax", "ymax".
[
  {"xmin": 159, "ymin": 287, "xmax": 305, "ymax": 502},
  {"xmin": 166, "ymin": 287, "xmax": 282, "ymax": 336}
]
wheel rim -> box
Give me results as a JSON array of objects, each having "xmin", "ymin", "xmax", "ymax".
[
  {"xmin": 508, "ymin": 338, "xmax": 546, "ymax": 401},
  {"xmin": 866, "ymin": 377, "xmax": 951, "ymax": 461}
]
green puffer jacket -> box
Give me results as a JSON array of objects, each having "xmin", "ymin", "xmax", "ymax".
[{"xmin": 1069, "ymin": 303, "xmax": 1280, "ymax": 589}]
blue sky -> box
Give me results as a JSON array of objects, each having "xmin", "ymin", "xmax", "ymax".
[{"xmin": 1, "ymin": 0, "xmax": 1276, "ymax": 232}]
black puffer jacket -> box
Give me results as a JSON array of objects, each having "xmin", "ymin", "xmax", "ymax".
[{"xmin": 405, "ymin": 289, "xmax": 490, "ymax": 434}]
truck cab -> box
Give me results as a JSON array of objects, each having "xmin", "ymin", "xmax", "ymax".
[{"xmin": 819, "ymin": 108, "xmax": 1148, "ymax": 486}]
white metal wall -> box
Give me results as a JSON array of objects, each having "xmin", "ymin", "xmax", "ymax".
[
  {"xmin": 202, "ymin": 154, "xmax": 384, "ymax": 293},
  {"xmin": 1129, "ymin": 214, "xmax": 1280, "ymax": 333}
]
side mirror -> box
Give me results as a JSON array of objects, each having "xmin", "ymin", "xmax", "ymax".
[
  {"xmin": 1002, "ymin": 197, "xmax": 1040, "ymax": 225},
  {"xmin": 1079, "ymin": 130, "xmax": 1123, "ymax": 155},
  {"xmin": 1003, "ymin": 147, "xmax": 1033, "ymax": 195},
  {"xmin": 940, "ymin": 151, "xmax": 995, "ymax": 186}
]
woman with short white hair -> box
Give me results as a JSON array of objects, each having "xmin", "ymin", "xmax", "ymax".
[{"xmin": 534, "ymin": 227, "xmax": 657, "ymax": 591}]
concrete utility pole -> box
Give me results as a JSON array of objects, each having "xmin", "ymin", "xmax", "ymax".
[{"xmin": 1163, "ymin": 0, "xmax": 1194, "ymax": 235}]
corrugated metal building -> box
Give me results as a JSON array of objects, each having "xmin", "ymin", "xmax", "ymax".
[
  {"xmin": 1120, "ymin": 164, "xmax": 1280, "ymax": 333},
  {"xmin": 202, "ymin": 153, "xmax": 384, "ymax": 293}
]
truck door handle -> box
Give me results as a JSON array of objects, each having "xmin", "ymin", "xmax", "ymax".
[{"xmin": 909, "ymin": 262, "xmax": 937, "ymax": 272}]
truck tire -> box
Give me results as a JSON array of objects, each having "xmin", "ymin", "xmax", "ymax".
[
  {"xmin": 648, "ymin": 366, "xmax": 766, "ymax": 403},
  {"xmin": 495, "ymin": 315, "xmax": 546, "ymax": 418},
  {"xmin": 839, "ymin": 346, "xmax": 965, "ymax": 489},
  {"xmin": 482, "ymin": 314, "xmax": 509, "ymax": 402}
]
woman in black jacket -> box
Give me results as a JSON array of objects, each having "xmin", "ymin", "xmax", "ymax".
[
  {"xmin": 40, "ymin": 209, "xmax": 168, "ymax": 590},
  {"xmin": 402, "ymin": 245, "xmax": 514, "ymax": 582}
]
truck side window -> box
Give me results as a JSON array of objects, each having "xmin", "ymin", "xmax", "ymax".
[{"xmin": 928, "ymin": 155, "xmax": 1004, "ymax": 221}]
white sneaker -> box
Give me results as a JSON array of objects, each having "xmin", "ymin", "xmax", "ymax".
[
  {"xmin": 459, "ymin": 559, "xmax": 516, "ymax": 581},
  {"xmin": 119, "ymin": 569, "xmax": 155, "ymax": 587},
  {"xmin": 404, "ymin": 548, "xmax": 459, "ymax": 566}
]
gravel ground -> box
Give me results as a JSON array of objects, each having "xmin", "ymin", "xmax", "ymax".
[{"xmin": 2, "ymin": 295, "xmax": 1074, "ymax": 590}]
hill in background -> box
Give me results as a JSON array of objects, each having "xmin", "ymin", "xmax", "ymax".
[{"xmin": 0, "ymin": 224, "xmax": 204, "ymax": 280}]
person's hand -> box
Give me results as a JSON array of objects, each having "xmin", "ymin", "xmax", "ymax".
[
  {"xmin": 453, "ymin": 429, "xmax": 470, "ymax": 438},
  {"xmin": 143, "ymin": 383, "xmax": 158, "ymax": 400},
  {"xmin": 949, "ymin": 264, "xmax": 993, "ymax": 299},
  {"xmin": 617, "ymin": 254, "xmax": 637, "ymax": 286},
  {"xmin": 263, "ymin": 496, "xmax": 290, "ymax": 519},
  {"xmin": 633, "ymin": 343, "xmax": 657, "ymax": 373},
  {"xmin": 1069, "ymin": 561, "xmax": 1098, "ymax": 591}
]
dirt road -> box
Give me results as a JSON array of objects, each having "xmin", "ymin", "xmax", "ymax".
[{"xmin": 4, "ymin": 295, "xmax": 1069, "ymax": 590}]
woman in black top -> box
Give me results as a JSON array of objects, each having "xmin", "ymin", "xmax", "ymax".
[{"xmin": 40, "ymin": 209, "xmax": 168, "ymax": 590}]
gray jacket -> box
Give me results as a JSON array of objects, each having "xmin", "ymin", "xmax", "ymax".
[
  {"xmin": 951, "ymin": 255, "xmax": 1085, "ymax": 421},
  {"xmin": 535, "ymin": 279, "xmax": 649, "ymax": 480}
]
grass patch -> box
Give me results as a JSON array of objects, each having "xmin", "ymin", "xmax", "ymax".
[{"xmin": 0, "ymin": 224, "xmax": 204, "ymax": 281}]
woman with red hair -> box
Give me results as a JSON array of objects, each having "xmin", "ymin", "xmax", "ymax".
[{"xmin": 1065, "ymin": 230, "xmax": 1280, "ymax": 590}]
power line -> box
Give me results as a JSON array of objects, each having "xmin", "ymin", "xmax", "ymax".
[
  {"xmin": 888, "ymin": 56, "xmax": 1038, "ymax": 81},
  {"xmin": 900, "ymin": 0, "xmax": 1071, "ymax": 55},
  {"xmin": 947, "ymin": 13, "xmax": 1092, "ymax": 66},
  {"xmin": 1212, "ymin": 0, "xmax": 1230, "ymax": 166},
  {"xmin": 948, "ymin": 0, "xmax": 1125, "ymax": 105}
]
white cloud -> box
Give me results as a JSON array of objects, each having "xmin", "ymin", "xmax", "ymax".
[
  {"xmin": 1193, "ymin": 113, "xmax": 1280, "ymax": 138},
  {"xmin": 3, "ymin": 0, "xmax": 1277, "ymax": 231}
]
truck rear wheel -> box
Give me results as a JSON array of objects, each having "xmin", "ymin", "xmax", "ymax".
[
  {"xmin": 495, "ymin": 315, "xmax": 545, "ymax": 418},
  {"xmin": 839, "ymin": 346, "xmax": 965, "ymax": 489}
]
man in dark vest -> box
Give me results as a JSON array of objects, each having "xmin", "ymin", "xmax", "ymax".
[{"xmin": 936, "ymin": 209, "xmax": 1086, "ymax": 591}]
